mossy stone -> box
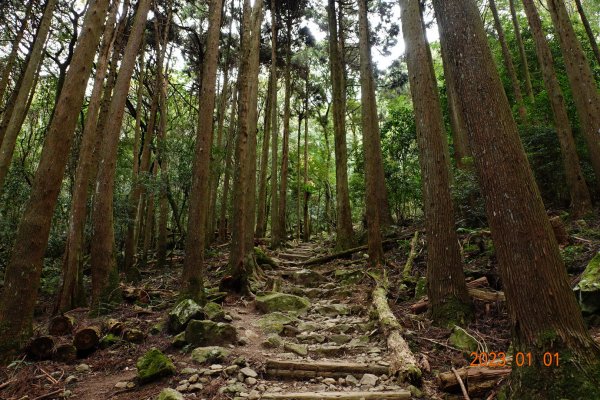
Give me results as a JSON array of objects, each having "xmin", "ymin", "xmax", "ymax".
[
  {"xmin": 156, "ymin": 388, "xmax": 184, "ymax": 400},
  {"xmin": 99, "ymin": 333, "xmax": 121, "ymax": 349},
  {"xmin": 136, "ymin": 348, "xmax": 176, "ymax": 383},
  {"xmin": 334, "ymin": 269, "xmax": 362, "ymax": 285},
  {"xmin": 254, "ymin": 247, "xmax": 277, "ymax": 268},
  {"xmin": 184, "ymin": 320, "xmax": 237, "ymax": 347},
  {"xmin": 449, "ymin": 326, "xmax": 478, "ymax": 352},
  {"xmin": 574, "ymin": 252, "xmax": 600, "ymax": 315},
  {"xmin": 168, "ymin": 299, "xmax": 203, "ymax": 333},
  {"xmin": 190, "ymin": 346, "xmax": 231, "ymax": 364},
  {"xmin": 255, "ymin": 293, "xmax": 310, "ymax": 313},
  {"xmin": 203, "ymin": 302, "xmax": 226, "ymax": 322},
  {"xmin": 257, "ymin": 312, "xmax": 298, "ymax": 334},
  {"xmin": 172, "ymin": 332, "xmax": 186, "ymax": 348}
]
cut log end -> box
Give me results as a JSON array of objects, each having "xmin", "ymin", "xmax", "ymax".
[
  {"xmin": 73, "ymin": 326, "xmax": 100, "ymax": 351},
  {"xmin": 28, "ymin": 336, "xmax": 55, "ymax": 360},
  {"xmin": 48, "ymin": 315, "xmax": 75, "ymax": 336}
]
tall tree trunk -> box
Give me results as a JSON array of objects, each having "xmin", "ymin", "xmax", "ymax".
[
  {"xmin": 400, "ymin": 0, "xmax": 472, "ymax": 326},
  {"xmin": 157, "ymin": 59, "xmax": 170, "ymax": 268},
  {"xmin": 521, "ymin": 0, "xmax": 592, "ymax": 216},
  {"xmin": 574, "ymin": 0, "xmax": 600, "ymax": 66},
  {"xmin": 0, "ymin": 1, "xmax": 34, "ymax": 109},
  {"xmin": 509, "ymin": 0, "xmax": 534, "ymax": 102},
  {"xmin": 357, "ymin": 0, "xmax": 384, "ymax": 266},
  {"xmin": 303, "ymin": 73, "xmax": 310, "ymax": 242},
  {"xmin": 123, "ymin": 8, "xmax": 170, "ymax": 276},
  {"xmin": 227, "ymin": 0, "xmax": 263, "ymax": 293},
  {"xmin": 489, "ymin": 0, "xmax": 527, "ymax": 121},
  {"xmin": 182, "ymin": 0, "xmax": 224, "ymax": 302},
  {"xmin": 327, "ymin": 0, "xmax": 354, "ymax": 250},
  {"xmin": 276, "ymin": 14, "xmax": 292, "ymax": 247},
  {"xmin": 141, "ymin": 161, "xmax": 157, "ymax": 267},
  {"xmin": 219, "ymin": 83, "xmax": 239, "ymax": 241},
  {"xmin": 269, "ymin": 0, "xmax": 281, "ymax": 248},
  {"xmin": 545, "ymin": 0, "xmax": 600, "ymax": 186},
  {"xmin": 0, "ymin": 0, "xmax": 111, "ymax": 358},
  {"xmin": 432, "ymin": 0, "xmax": 600, "ymax": 397},
  {"xmin": 296, "ymin": 113, "xmax": 302, "ymax": 241},
  {"xmin": 256, "ymin": 77, "xmax": 273, "ymax": 238},
  {"xmin": 0, "ymin": 0, "xmax": 57, "ymax": 190},
  {"xmin": 208, "ymin": 7, "xmax": 235, "ymax": 245},
  {"xmin": 90, "ymin": 0, "xmax": 151, "ymax": 311},
  {"xmin": 56, "ymin": 2, "xmax": 119, "ymax": 313}
]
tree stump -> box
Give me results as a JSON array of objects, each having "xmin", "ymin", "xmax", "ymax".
[
  {"xmin": 28, "ymin": 336, "xmax": 55, "ymax": 360},
  {"xmin": 48, "ymin": 315, "xmax": 75, "ymax": 336},
  {"xmin": 73, "ymin": 326, "xmax": 101, "ymax": 351},
  {"xmin": 54, "ymin": 342, "xmax": 77, "ymax": 362}
]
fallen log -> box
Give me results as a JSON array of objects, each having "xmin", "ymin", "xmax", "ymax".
[
  {"xmin": 265, "ymin": 360, "xmax": 389, "ymax": 380},
  {"xmin": 73, "ymin": 326, "xmax": 100, "ymax": 351},
  {"xmin": 48, "ymin": 315, "xmax": 75, "ymax": 336},
  {"xmin": 372, "ymin": 286, "xmax": 421, "ymax": 382},
  {"xmin": 302, "ymin": 239, "xmax": 398, "ymax": 266},
  {"xmin": 438, "ymin": 366, "xmax": 511, "ymax": 396},
  {"xmin": 411, "ymin": 285, "xmax": 504, "ymax": 314},
  {"xmin": 260, "ymin": 391, "xmax": 411, "ymax": 399},
  {"xmin": 28, "ymin": 336, "xmax": 55, "ymax": 360},
  {"xmin": 53, "ymin": 342, "xmax": 77, "ymax": 362}
]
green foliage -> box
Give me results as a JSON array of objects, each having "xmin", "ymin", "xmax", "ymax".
[
  {"xmin": 452, "ymin": 167, "xmax": 487, "ymax": 227},
  {"xmin": 380, "ymin": 96, "xmax": 422, "ymax": 221}
]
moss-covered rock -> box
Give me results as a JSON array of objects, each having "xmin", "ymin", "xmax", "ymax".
[
  {"xmin": 334, "ymin": 269, "xmax": 362, "ymax": 285},
  {"xmin": 150, "ymin": 321, "xmax": 166, "ymax": 335},
  {"xmin": 136, "ymin": 348, "xmax": 176, "ymax": 383},
  {"xmin": 257, "ymin": 312, "xmax": 298, "ymax": 334},
  {"xmin": 255, "ymin": 293, "xmax": 310, "ymax": 313},
  {"xmin": 449, "ymin": 326, "xmax": 478, "ymax": 352},
  {"xmin": 574, "ymin": 253, "xmax": 600, "ymax": 317},
  {"xmin": 184, "ymin": 320, "xmax": 237, "ymax": 347},
  {"xmin": 171, "ymin": 332, "xmax": 186, "ymax": 348},
  {"xmin": 190, "ymin": 346, "xmax": 231, "ymax": 364},
  {"xmin": 168, "ymin": 299, "xmax": 204, "ymax": 333},
  {"xmin": 203, "ymin": 302, "xmax": 226, "ymax": 322},
  {"xmin": 314, "ymin": 303, "xmax": 350, "ymax": 317},
  {"xmin": 254, "ymin": 247, "xmax": 277, "ymax": 268},
  {"xmin": 156, "ymin": 388, "xmax": 184, "ymax": 400},
  {"xmin": 291, "ymin": 269, "xmax": 327, "ymax": 287}
]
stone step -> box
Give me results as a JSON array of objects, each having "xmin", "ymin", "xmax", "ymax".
[{"xmin": 259, "ymin": 391, "xmax": 411, "ymax": 399}]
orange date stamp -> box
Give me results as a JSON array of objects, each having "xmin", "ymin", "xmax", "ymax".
[{"xmin": 469, "ymin": 352, "xmax": 560, "ymax": 367}]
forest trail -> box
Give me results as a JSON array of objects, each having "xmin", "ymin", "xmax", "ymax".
[{"xmin": 226, "ymin": 241, "xmax": 413, "ymax": 399}]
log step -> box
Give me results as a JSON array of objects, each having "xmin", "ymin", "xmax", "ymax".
[
  {"xmin": 278, "ymin": 252, "xmax": 314, "ymax": 260},
  {"xmin": 259, "ymin": 391, "xmax": 411, "ymax": 399},
  {"xmin": 265, "ymin": 360, "xmax": 389, "ymax": 379}
]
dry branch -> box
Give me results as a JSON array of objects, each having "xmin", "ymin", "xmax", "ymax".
[
  {"xmin": 411, "ymin": 279, "xmax": 504, "ymax": 314},
  {"xmin": 302, "ymin": 238, "xmax": 398, "ymax": 266},
  {"xmin": 438, "ymin": 366, "xmax": 511, "ymax": 396},
  {"xmin": 372, "ymin": 286, "xmax": 421, "ymax": 382}
]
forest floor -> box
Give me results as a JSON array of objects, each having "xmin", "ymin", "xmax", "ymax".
[{"xmin": 1, "ymin": 217, "xmax": 600, "ymax": 400}]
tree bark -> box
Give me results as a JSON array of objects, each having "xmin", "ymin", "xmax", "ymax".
[
  {"xmin": 90, "ymin": 0, "xmax": 151, "ymax": 311},
  {"xmin": 0, "ymin": 0, "xmax": 111, "ymax": 358},
  {"xmin": 0, "ymin": 1, "xmax": 34, "ymax": 111},
  {"xmin": 227, "ymin": 0, "xmax": 264, "ymax": 293},
  {"xmin": 182, "ymin": 0, "xmax": 224, "ymax": 301},
  {"xmin": 219, "ymin": 82, "xmax": 239, "ymax": 242},
  {"xmin": 400, "ymin": 0, "xmax": 472, "ymax": 326},
  {"xmin": 327, "ymin": 0, "xmax": 354, "ymax": 250},
  {"xmin": 489, "ymin": 0, "xmax": 527, "ymax": 121},
  {"xmin": 276, "ymin": 13, "xmax": 293, "ymax": 247},
  {"xmin": 269, "ymin": 0, "xmax": 281, "ymax": 248},
  {"xmin": 521, "ymin": 0, "xmax": 591, "ymax": 216},
  {"xmin": 256, "ymin": 77, "xmax": 273, "ymax": 238},
  {"xmin": 0, "ymin": 0, "xmax": 57, "ymax": 190},
  {"xmin": 545, "ymin": 0, "xmax": 600, "ymax": 187},
  {"xmin": 303, "ymin": 73, "xmax": 310, "ymax": 242},
  {"xmin": 357, "ymin": 0, "xmax": 384, "ymax": 266},
  {"xmin": 56, "ymin": 2, "xmax": 119, "ymax": 313},
  {"xmin": 509, "ymin": 0, "xmax": 534, "ymax": 102},
  {"xmin": 574, "ymin": 0, "xmax": 600, "ymax": 66},
  {"xmin": 432, "ymin": 0, "xmax": 600, "ymax": 396}
]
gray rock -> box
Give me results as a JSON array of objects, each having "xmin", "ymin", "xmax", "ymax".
[
  {"xmin": 329, "ymin": 334, "xmax": 352, "ymax": 345},
  {"xmin": 359, "ymin": 373, "xmax": 378, "ymax": 386},
  {"xmin": 168, "ymin": 299, "xmax": 204, "ymax": 333},
  {"xmin": 185, "ymin": 320, "xmax": 238, "ymax": 346},
  {"xmin": 240, "ymin": 367, "xmax": 258, "ymax": 378},
  {"xmin": 136, "ymin": 348, "xmax": 176, "ymax": 383},
  {"xmin": 255, "ymin": 293, "xmax": 310, "ymax": 314},
  {"xmin": 245, "ymin": 377, "xmax": 257, "ymax": 385},
  {"xmin": 261, "ymin": 334, "xmax": 283, "ymax": 348},
  {"xmin": 190, "ymin": 346, "xmax": 231, "ymax": 364},
  {"xmin": 345, "ymin": 374, "xmax": 359, "ymax": 385},
  {"xmin": 257, "ymin": 312, "xmax": 298, "ymax": 334},
  {"xmin": 283, "ymin": 342, "xmax": 308, "ymax": 356},
  {"xmin": 75, "ymin": 364, "xmax": 90, "ymax": 373}
]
